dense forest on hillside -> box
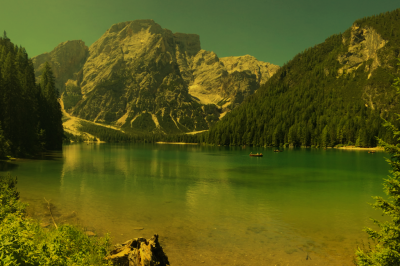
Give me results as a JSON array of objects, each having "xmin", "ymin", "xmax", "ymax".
[
  {"xmin": 203, "ymin": 9, "xmax": 400, "ymax": 148},
  {"xmin": 0, "ymin": 33, "xmax": 63, "ymax": 158},
  {"xmin": 67, "ymin": 121, "xmax": 200, "ymax": 144}
]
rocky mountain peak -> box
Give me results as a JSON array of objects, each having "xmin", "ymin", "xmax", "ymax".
[
  {"xmin": 338, "ymin": 24, "xmax": 387, "ymax": 77},
  {"xmin": 32, "ymin": 19, "xmax": 279, "ymax": 134},
  {"xmin": 173, "ymin": 33, "xmax": 201, "ymax": 56},
  {"xmin": 32, "ymin": 40, "xmax": 88, "ymax": 93},
  {"xmin": 220, "ymin": 55, "xmax": 280, "ymax": 85}
]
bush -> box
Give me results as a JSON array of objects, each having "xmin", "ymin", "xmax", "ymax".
[
  {"xmin": 0, "ymin": 174, "xmax": 114, "ymax": 266},
  {"xmin": 355, "ymin": 61, "xmax": 400, "ymax": 265}
]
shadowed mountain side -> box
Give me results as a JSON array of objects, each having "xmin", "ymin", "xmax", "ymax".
[{"xmin": 32, "ymin": 40, "xmax": 88, "ymax": 94}]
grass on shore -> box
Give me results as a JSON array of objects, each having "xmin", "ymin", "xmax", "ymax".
[{"xmin": 0, "ymin": 174, "xmax": 114, "ymax": 266}]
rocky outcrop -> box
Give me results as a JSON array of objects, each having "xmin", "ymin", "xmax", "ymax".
[
  {"xmin": 32, "ymin": 40, "xmax": 88, "ymax": 93},
  {"xmin": 181, "ymin": 52, "xmax": 279, "ymax": 112},
  {"xmin": 105, "ymin": 235, "xmax": 170, "ymax": 266},
  {"xmin": 220, "ymin": 55, "xmax": 280, "ymax": 85},
  {"xmin": 32, "ymin": 20, "xmax": 279, "ymax": 133},
  {"xmin": 68, "ymin": 20, "xmax": 218, "ymax": 133},
  {"xmin": 337, "ymin": 24, "xmax": 387, "ymax": 77},
  {"xmin": 336, "ymin": 23, "xmax": 397, "ymax": 111}
]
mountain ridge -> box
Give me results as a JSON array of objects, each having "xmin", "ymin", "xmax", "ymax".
[
  {"xmin": 32, "ymin": 19, "xmax": 279, "ymax": 134},
  {"xmin": 204, "ymin": 8, "xmax": 400, "ymax": 147}
]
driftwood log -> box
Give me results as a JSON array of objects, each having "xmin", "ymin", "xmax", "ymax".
[
  {"xmin": 105, "ymin": 234, "xmax": 169, "ymax": 266},
  {"xmin": 43, "ymin": 197, "xmax": 58, "ymax": 229}
]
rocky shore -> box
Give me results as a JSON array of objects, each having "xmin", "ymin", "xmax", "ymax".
[{"xmin": 106, "ymin": 235, "xmax": 170, "ymax": 266}]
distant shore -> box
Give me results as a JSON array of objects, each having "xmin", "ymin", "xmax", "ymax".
[
  {"xmin": 335, "ymin": 146, "xmax": 384, "ymax": 151},
  {"xmin": 84, "ymin": 140, "xmax": 106, "ymax": 144},
  {"xmin": 156, "ymin": 142, "xmax": 198, "ymax": 145}
]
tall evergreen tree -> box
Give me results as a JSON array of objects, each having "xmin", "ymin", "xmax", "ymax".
[
  {"xmin": 0, "ymin": 122, "xmax": 10, "ymax": 158},
  {"xmin": 2, "ymin": 51, "xmax": 23, "ymax": 155},
  {"xmin": 38, "ymin": 62, "xmax": 63, "ymax": 150},
  {"xmin": 0, "ymin": 35, "xmax": 63, "ymax": 157},
  {"xmin": 355, "ymin": 61, "xmax": 400, "ymax": 265}
]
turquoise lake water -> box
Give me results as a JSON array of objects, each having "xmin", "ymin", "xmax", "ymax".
[{"xmin": 0, "ymin": 144, "xmax": 390, "ymax": 265}]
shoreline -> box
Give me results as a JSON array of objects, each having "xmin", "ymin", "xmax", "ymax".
[
  {"xmin": 335, "ymin": 146, "xmax": 384, "ymax": 151},
  {"xmin": 84, "ymin": 140, "xmax": 106, "ymax": 144},
  {"xmin": 156, "ymin": 142, "xmax": 198, "ymax": 145}
]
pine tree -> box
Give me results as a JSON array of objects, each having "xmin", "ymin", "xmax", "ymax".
[
  {"xmin": 321, "ymin": 125, "xmax": 329, "ymax": 148},
  {"xmin": 0, "ymin": 36, "xmax": 63, "ymax": 156},
  {"xmin": 38, "ymin": 62, "xmax": 63, "ymax": 150},
  {"xmin": 355, "ymin": 61, "xmax": 400, "ymax": 265},
  {"xmin": 0, "ymin": 122, "xmax": 10, "ymax": 158},
  {"xmin": 2, "ymin": 51, "xmax": 23, "ymax": 155}
]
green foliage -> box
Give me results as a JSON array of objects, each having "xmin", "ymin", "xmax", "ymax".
[
  {"xmin": 355, "ymin": 62, "xmax": 400, "ymax": 265},
  {"xmin": 0, "ymin": 36, "xmax": 63, "ymax": 157},
  {"xmin": 62, "ymin": 79, "xmax": 82, "ymax": 111},
  {"xmin": 205, "ymin": 9, "xmax": 400, "ymax": 147},
  {"xmin": 78, "ymin": 121, "xmax": 200, "ymax": 144},
  {"xmin": 62, "ymin": 95, "xmax": 82, "ymax": 111},
  {"xmin": 130, "ymin": 113, "xmax": 157, "ymax": 133},
  {"xmin": 39, "ymin": 62, "xmax": 63, "ymax": 150},
  {"xmin": 0, "ymin": 174, "xmax": 114, "ymax": 266},
  {"xmin": 0, "ymin": 123, "xmax": 10, "ymax": 159},
  {"xmin": 63, "ymin": 131, "xmax": 85, "ymax": 144}
]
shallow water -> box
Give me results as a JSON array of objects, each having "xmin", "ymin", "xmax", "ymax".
[{"xmin": 1, "ymin": 144, "xmax": 389, "ymax": 265}]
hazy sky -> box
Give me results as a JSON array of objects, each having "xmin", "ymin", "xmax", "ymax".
[{"xmin": 2, "ymin": 0, "xmax": 399, "ymax": 66}]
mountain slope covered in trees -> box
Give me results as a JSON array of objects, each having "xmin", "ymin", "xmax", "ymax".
[
  {"xmin": 204, "ymin": 9, "xmax": 400, "ymax": 148},
  {"xmin": 0, "ymin": 33, "xmax": 63, "ymax": 158}
]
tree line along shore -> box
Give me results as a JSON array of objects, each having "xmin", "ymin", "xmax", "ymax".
[{"xmin": 0, "ymin": 32, "xmax": 63, "ymax": 159}]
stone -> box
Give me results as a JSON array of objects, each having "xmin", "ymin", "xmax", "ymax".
[
  {"xmin": 105, "ymin": 234, "xmax": 170, "ymax": 266},
  {"xmin": 40, "ymin": 222, "xmax": 50, "ymax": 228},
  {"xmin": 85, "ymin": 231, "xmax": 96, "ymax": 237}
]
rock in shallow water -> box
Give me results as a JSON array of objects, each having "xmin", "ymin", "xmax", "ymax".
[
  {"xmin": 106, "ymin": 234, "xmax": 170, "ymax": 266},
  {"xmin": 85, "ymin": 231, "xmax": 97, "ymax": 237}
]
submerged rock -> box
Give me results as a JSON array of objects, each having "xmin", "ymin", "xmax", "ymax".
[
  {"xmin": 40, "ymin": 222, "xmax": 50, "ymax": 228},
  {"xmin": 85, "ymin": 231, "xmax": 97, "ymax": 237},
  {"xmin": 106, "ymin": 234, "xmax": 170, "ymax": 266}
]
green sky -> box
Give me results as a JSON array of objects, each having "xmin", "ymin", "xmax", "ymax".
[{"xmin": 1, "ymin": 0, "xmax": 399, "ymax": 66}]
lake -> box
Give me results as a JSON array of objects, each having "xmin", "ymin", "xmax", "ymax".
[{"xmin": 0, "ymin": 144, "xmax": 389, "ymax": 265}]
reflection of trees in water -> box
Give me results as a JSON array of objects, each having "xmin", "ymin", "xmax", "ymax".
[
  {"xmin": 39, "ymin": 151, "xmax": 63, "ymax": 160},
  {"xmin": 0, "ymin": 161, "xmax": 18, "ymax": 171}
]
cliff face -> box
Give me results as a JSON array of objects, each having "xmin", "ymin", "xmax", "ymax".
[
  {"xmin": 180, "ymin": 51, "xmax": 280, "ymax": 116},
  {"xmin": 32, "ymin": 20, "xmax": 279, "ymax": 133},
  {"xmin": 338, "ymin": 25, "xmax": 387, "ymax": 77},
  {"xmin": 220, "ymin": 55, "xmax": 280, "ymax": 85},
  {"xmin": 71, "ymin": 20, "xmax": 215, "ymax": 133},
  {"xmin": 32, "ymin": 40, "xmax": 88, "ymax": 93},
  {"xmin": 337, "ymin": 24, "xmax": 394, "ymax": 111}
]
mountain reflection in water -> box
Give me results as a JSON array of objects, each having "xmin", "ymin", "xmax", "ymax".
[{"xmin": 3, "ymin": 144, "xmax": 389, "ymax": 266}]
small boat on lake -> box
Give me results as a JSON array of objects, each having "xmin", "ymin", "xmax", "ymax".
[{"xmin": 249, "ymin": 153, "xmax": 263, "ymax": 157}]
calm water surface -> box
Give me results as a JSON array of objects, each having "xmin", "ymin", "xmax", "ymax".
[{"xmin": 0, "ymin": 144, "xmax": 389, "ymax": 265}]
